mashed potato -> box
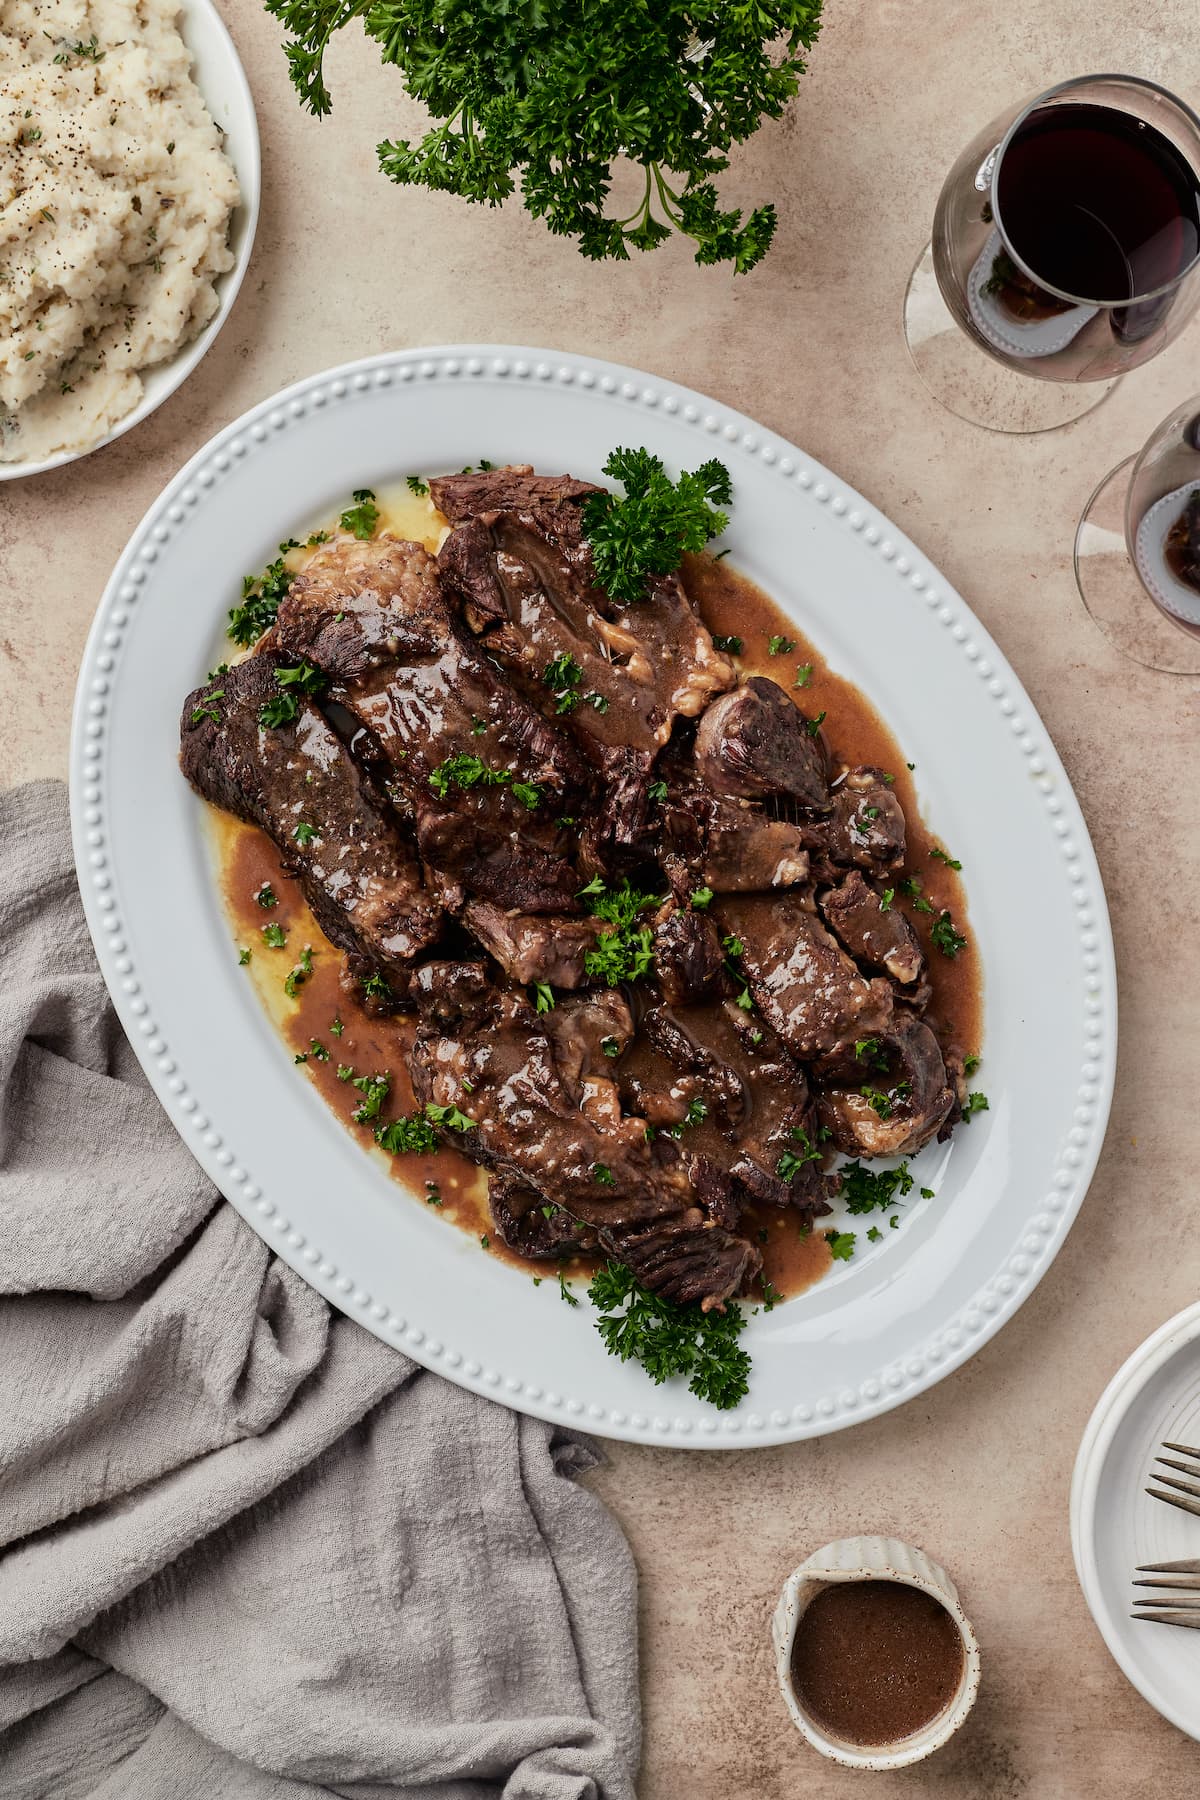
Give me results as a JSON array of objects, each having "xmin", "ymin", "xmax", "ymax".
[{"xmin": 0, "ymin": 0, "xmax": 239, "ymax": 463}]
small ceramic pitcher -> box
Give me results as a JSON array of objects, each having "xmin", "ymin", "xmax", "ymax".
[{"xmin": 771, "ymin": 1535, "xmax": 981, "ymax": 1770}]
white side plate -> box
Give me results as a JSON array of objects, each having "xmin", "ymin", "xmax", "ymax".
[
  {"xmin": 1072, "ymin": 1303, "xmax": 1200, "ymax": 1740},
  {"xmin": 1, "ymin": 0, "xmax": 260, "ymax": 480},
  {"xmin": 69, "ymin": 346, "xmax": 1116, "ymax": 1446}
]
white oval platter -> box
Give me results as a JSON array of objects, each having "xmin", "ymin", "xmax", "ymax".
[
  {"xmin": 1, "ymin": 0, "xmax": 260, "ymax": 481},
  {"xmin": 69, "ymin": 346, "xmax": 1116, "ymax": 1446}
]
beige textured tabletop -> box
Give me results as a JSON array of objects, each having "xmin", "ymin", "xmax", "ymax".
[{"xmin": 4, "ymin": 2, "xmax": 1200, "ymax": 1793}]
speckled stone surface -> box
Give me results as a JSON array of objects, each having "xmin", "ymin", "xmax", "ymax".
[{"xmin": 3, "ymin": 1, "xmax": 1199, "ymax": 1792}]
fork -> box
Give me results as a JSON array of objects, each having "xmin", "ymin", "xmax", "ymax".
[{"xmin": 1135, "ymin": 1439, "xmax": 1200, "ymax": 1626}]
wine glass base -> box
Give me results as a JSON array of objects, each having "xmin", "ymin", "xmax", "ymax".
[
  {"xmin": 903, "ymin": 243, "xmax": 1118, "ymax": 433},
  {"xmin": 1075, "ymin": 458, "xmax": 1200, "ymax": 672}
]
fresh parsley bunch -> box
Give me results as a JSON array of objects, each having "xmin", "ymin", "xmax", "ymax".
[{"xmin": 265, "ymin": 0, "xmax": 823, "ymax": 272}]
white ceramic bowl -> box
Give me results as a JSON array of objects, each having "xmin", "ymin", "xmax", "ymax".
[
  {"xmin": 1071, "ymin": 1299, "xmax": 1200, "ymax": 1741},
  {"xmin": 772, "ymin": 1536, "xmax": 982, "ymax": 1769},
  {"xmin": 0, "ymin": 0, "xmax": 260, "ymax": 481}
]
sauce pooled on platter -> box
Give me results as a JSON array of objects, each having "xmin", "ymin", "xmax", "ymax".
[{"xmin": 199, "ymin": 474, "xmax": 982, "ymax": 1307}]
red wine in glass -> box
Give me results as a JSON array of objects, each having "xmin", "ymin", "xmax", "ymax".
[{"xmin": 995, "ymin": 102, "xmax": 1200, "ymax": 339}]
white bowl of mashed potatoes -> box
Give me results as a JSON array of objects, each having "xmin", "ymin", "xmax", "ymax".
[{"xmin": 0, "ymin": 0, "xmax": 259, "ymax": 476}]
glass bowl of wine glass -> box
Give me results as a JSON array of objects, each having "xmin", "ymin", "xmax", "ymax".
[
  {"xmin": 904, "ymin": 74, "xmax": 1200, "ymax": 434},
  {"xmin": 1075, "ymin": 395, "xmax": 1200, "ymax": 673}
]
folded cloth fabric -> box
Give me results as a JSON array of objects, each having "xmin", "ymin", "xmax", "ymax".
[{"xmin": 0, "ymin": 781, "xmax": 640, "ymax": 1800}]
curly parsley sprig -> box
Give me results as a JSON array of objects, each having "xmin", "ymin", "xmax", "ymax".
[
  {"xmin": 583, "ymin": 449, "xmax": 732, "ymax": 604},
  {"xmin": 264, "ymin": 0, "xmax": 822, "ymax": 272},
  {"xmin": 587, "ymin": 1261, "xmax": 751, "ymax": 1410}
]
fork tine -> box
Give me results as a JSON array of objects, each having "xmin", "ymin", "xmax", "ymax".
[
  {"xmin": 1133, "ymin": 1576, "xmax": 1200, "ymax": 1590},
  {"xmin": 1133, "ymin": 1594, "xmax": 1200, "ymax": 1608},
  {"xmin": 1150, "ymin": 1473, "xmax": 1200, "ymax": 1501},
  {"xmin": 1137, "ymin": 1558, "xmax": 1200, "ymax": 1573},
  {"xmin": 1154, "ymin": 1456, "xmax": 1200, "ymax": 1479},
  {"xmin": 1133, "ymin": 1610, "xmax": 1200, "ymax": 1629},
  {"xmin": 1162, "ymin": 1441, "xmax": 1200, "ymax": 1459},
  {"xmin": 1147, "ymin": 1487, "xmax": 1200, "ymax": 1521}
]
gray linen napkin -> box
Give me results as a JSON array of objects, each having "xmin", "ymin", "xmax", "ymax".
[{"xmin": 0, "ymin": 781, "xmax": 640, "ymax": 1800}]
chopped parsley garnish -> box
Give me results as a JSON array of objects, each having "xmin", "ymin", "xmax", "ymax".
[
  {"xmin": 480, "ymin": 1234, "xmax": 490, "ymax": 1249},
  {"xmin": 583, "ymin": 691, "xmax": 609, "ymax": 714},
  {"xmin": 767, "ymin": 634, "xmax": 795, "ymax": 655},
  {"xmin": 582, "ymin": 879, "xmax": 661, "ymax": 987},
  {"xmin": 867, "ymin": 1226, "xmax": 882, "ymax": 1242},
  {"xmin": 406, "ymin": 474, "xmax": 429, "ymax": 497},
  {"xmin": 861, "ymin": 1085, "xmax": 895, "ymax": 1120},
  {"xmin": 760, "ymin": 1278, "xmax": 783, "ymax": 1313},
  {"xmin": 284, "ymin": 945, "xmax": 313, "ymax": 997},
  {"xmin": 533, "ymin": 982, "xmax": 555, "ymax": 1014},
  {"xmin": 330, "ymin": 1016, "xmax": 344, "ymax": 1037},
  {"xmin": 228, "ymin": 543, "xmax": 299, "ymax": 646},
  {"xmin": 294, "ymin": 1051, "xmax": 308, "ymax": 1064},
  {"xmin": 425, "ymin": 1101, "xmax": 476, "ymax": 1132},
  {"xmin": 558, "ymin": 1270, "xmax": 579, "ymax": 1308},
  {"xmin": 879, "ymin": 887, "xmax": 894, "ymax": 911},
  {"xmin": 600, "ymin": 1036, "xmax": 622, "ymax": 1058},
  {"xmin": 259, "ymin": 662, "xmax": 328, "ymax": 728},
  {"xmin": 261, "ymin": 922, "xmax": 287, "ymax": 948},
  {"xmin": 256, "ymin": 883, "xmax": 277, "ymax": 909},
  {"xmin": 930, "ymin": 911, "xmax": 967, "ymax": 958},
  {"xmin": 689, "ymin": 886, "xmax": 713, "ymax": 909},
  {"xmin": 543, "ymin": 653, "xmax": 583, "ymax": 713},
  {"xmin": 190, "ymin": 690, "xmax": 224, "ymax": 726},
  {"xmin": 375, "ymin": 1112, "xmax": 438, "ymax": 1154},
  {"xmin": 592, "ymin": 1163, "xmax": 616, "ymax": 1185},
  {"xmin": 900, "ymin": 875, "xmax": 935, "ymax": 915},
  {"xmin": 428, "ymin": 752, "xmax": 538, "ymax": 809},
  {"xmin": 306, "ymin": 529, "xmax": 330, "ymax": 546},
  {"xmin": 839, "ymin": 1159, "xmax": 914, "ymax": 1214},
  {"xmin": 854, "ymin": 1037, "xmax": 887, "ymax": 1069},
  {"xmin": 712, "ymin": 634, "xmax": 743, "ymax": 653},
  {"xmin": 587, "ymin": 1261, "xmax": 751, "ymax": 1410},
  {"xmin": 776, "ymin": 1126, "xmax": 820, "ymax": 1182},
  {"xmin": 647, "ymin": 779, "xmax": 668, "ymax": 802},
  {"xmin": 339, "ymin": 488, "xmax": 379, "ymax": 539},
  {"xmin": 963, "ymin": 1053, "xmax": 981, "ymax": 1076},
  {"xmin": 825, "ymin": 1230, "xmax": 857, "ymax": 1262},
  {"xmin": 308, "ymin": 1039, "xmax": 330, "ymax": 1061},
  {"xmin": 722, "ymin": 933, "xmax": 743, "ymax": 957},
  {"xmin": 351, "ymin": 1072, "xmax": 390, "ymax": 1122},
  {"xmin": 361, "ymin": 971, "xmax": 393, "ymax": 1005},
  {"xmin": 238, "ymin": 946, "xmax": 251, "ymax": 965},
  {"xmin": 806, "ymin": 710, "xmax": 826, "ymax": 736},
  {"xmin": 581, "ymin": 449, "xmax": 732, "ymax": 604},
  {"xmin": 293, "ymin": 821, "xmax": 317, "ymax": 846},
  {"xmin": 930, "ymin": 846, "xmax": 962, "ymax": 870},
  {"xmin": 794, "ymin": 664, "xmax": 813, "ymax": 688},
  {"xmin": 684, "ymin": 1098, "xmax": 708, "ymax": 1127},
  {"xmin": 470, "ymin": 716, "xmax": 487, "ymax": 736},
  {"xmin": 337, "ymin": 1063, "xmax": 354, "ymax": 1081},
  {"xmin": 962, "ymin": 1091, "xmax": 990, "ymax": 1120}
]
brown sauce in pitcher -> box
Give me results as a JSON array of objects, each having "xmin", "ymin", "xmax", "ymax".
[{"xmin": 789, "ymin": 1580, "xmax": 965, "ymax": 1746}]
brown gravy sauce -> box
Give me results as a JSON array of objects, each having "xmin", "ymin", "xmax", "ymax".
[
  {"xmin": 789, "ymin": 1580, "xmax": 965, "ymax": 1746},
  {"xmin": 209, "ymin": 506, "xmax": 982, "ymax": 1302}
]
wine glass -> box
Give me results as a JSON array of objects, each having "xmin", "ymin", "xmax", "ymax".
[
  {"xmin": 1075, "ymin": 395, "xmax": 1200, "ymax": 673},
  {"xmin": 904, "ymin": 75, "xmax": 1200, "ymax": 434}
]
